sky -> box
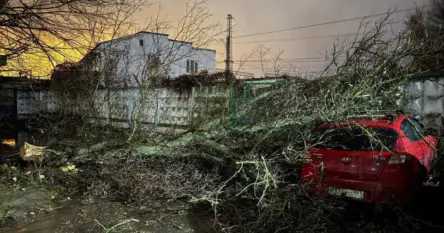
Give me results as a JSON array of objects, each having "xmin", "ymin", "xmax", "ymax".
[
  {"xmin": 2, "ymin": 0, "xmax": 431, "ymax": 78},
  {"xmin": 147, "ymin": 0, "xmax": 431, "ymax": 77}
]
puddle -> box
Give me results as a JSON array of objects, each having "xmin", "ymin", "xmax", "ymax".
[
  {"xmin": 2, "ymin": 200, "xmax": 80, "ymax": 233},
  {"xmin": 0, "ymin": 130, "xmax": 216, "ymax": 232},
  {"xmin": 1, "ymin": 199, "xmax": 215, "ymax": 233}
]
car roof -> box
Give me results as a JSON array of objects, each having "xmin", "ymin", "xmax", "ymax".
[{"xmin": 316, "ymin": 114, "xmax": 410, "ymax": 130}]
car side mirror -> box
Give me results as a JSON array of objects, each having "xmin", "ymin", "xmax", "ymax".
[{"xmin": 423, "ymin": 135, "xmax": 438, "ymax": 148}]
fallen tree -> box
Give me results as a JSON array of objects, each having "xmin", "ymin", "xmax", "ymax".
[
  {"xmin": 4, "ymin": 6, "xmax": 444, "ymax": 233},
  {"xmin": 174, "ymin": 9, "xmax": 444, "ymax": 233}
]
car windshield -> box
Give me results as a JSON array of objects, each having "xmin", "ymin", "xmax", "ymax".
[{"xmin": 310, "ymin": 126, "xmax": 398, "ymax": 151}]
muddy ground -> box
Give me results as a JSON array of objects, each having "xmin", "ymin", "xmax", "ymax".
[
  {"xmin": 2, "ymin": 127, "xmax": 444, "ymax": 233},
  {"xmin": 0, "ymin": 154, "xmax": 217, "ymax": 233},
  {"xmin": 1, "ymin": 160, "xmax": 444, "ymax": 233},
  {"xmin": 2, "ymin": 199, "xmax": 215, "ymax": 233},
  {"xmin": 4, "ymin": 186, "xmax": 444, "ymax": 233},
  {"xmin": 0, "ymin": 128, "xmax": 221, "ymax": 233}
]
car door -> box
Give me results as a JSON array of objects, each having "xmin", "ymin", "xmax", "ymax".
[{"xmin": 400, "ymin": 117, "xmax": 434, "ymax": 172}]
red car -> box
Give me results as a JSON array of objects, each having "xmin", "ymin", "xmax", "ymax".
[{"xmin": 301, "ymin": 113, "xmax": 438, "ymax": 204}]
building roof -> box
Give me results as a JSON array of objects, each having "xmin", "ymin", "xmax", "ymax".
[
  {"xmin": 193, "ymin": 47, "xmax": 216, "ymax": 53},
  {"xmin": 100, "ymin": 31, "xmax": 170, "ymax": 45},
  {"xmin": 168, "ymin": 39, "xmax": 192, "ymax": 45},
  {"xmin": 79, "ymin": 31, "xmax": 170, "ymax": 63},
  {"xmin": 79, "ymin": 31, "xmax": 216, "ymax": 63},
  {"xmin": 168, "ymin": 39, "xmax": 216, "ymax": 52},
  {"xmin": 136, "ymin": 31, "xmax": 169, "ymax": 37}
]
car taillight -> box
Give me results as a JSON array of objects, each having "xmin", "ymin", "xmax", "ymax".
[
  {"xmin": 388, "ymin": 154, "xmax": 406, "ymax": 164},
  {"xmin": 383, "ymin": 154, "xmax": 415, "ymax": 173}
]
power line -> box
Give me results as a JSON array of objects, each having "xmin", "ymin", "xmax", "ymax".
[
  {"xmin": 239, "ymin": 64, "xmax": 327, "ymax": 69},
  {"xmin": 234, "ymin": 7, "xmax": 421, "ymax": 38},
  {"xmin": 241, "ymin": 65, "xmax": 327, "ymax": 70},
  {"xmin": 232, "ymin": 17, "xmax": 263, "ymax": 45},
  {"xmin": 231, "ymin": 56, "xmax": 325, "ymax": 62},
  {"xmin": 236, "ymin": 59, "xmax": 328, "ymax": 63},
  {"xmin": 218, "ymin": 58, "xmax": 330, "ymax": 63},
  {"xmin": 232, "ymin": 59, "xmax": 336, "ymax": 63},
  {"xmin": 231, "ymin": 55, "xmax": 349, "ymax": 62},
  {"xmin": 234, "ymin": 33, "xmax": 358, "ymax": 44}
]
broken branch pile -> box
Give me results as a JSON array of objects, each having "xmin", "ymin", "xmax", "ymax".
[{"xmin": 4, "ymin": 9, "xmax": 444, "ymax": 233}]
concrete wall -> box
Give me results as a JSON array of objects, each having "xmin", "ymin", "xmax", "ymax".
[
  {"xmin": 17, "ymin": 86, "xmax": 229, "ymax": 129},
  {"xmin": 400, "ymin": 78, "xmax": 444, "ymax": 132},
  {"xmin": 18, "ymin": 77, "xmax": 444, "ymax": 130},
  {"xmin": 401, "ymin": 78, "xmax": 444, "ymax": 115}
]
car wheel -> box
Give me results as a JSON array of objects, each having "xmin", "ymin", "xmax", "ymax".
[{"xmin": 419, "ymin": 164, "xmax": 428, "ymax": 183}]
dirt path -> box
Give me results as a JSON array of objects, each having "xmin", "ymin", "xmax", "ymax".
[
  {"xmin": 3, "ymin": 200, "xmax": 79, "ymax": 233},
  {"xmin": 2, "ymin": 199, "xmax": 215, "ymax": 233}
]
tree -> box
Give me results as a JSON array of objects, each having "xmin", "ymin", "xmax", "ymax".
[
  {"xmin": 402, "ymin": 2, "xmax": 444, "ymax": 72},
  {"xmin": 0, "ymin": 0, "xmax": 145, "ymax": 76},
  {"xmin": 41, "ymin": 0, "xmax": 221, "ymax": 142},
  {"xmin": 428, "ymin": 0, "xmax": 444, "ymax": 31}
]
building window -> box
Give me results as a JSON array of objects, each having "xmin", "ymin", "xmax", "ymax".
[
  {"xmin": 139, "ymin": 39, "xmax": 144, "ymax": 46},
  {"xmin": 186, "ymin": 60, "xmax": 198, "ymax": 74}
]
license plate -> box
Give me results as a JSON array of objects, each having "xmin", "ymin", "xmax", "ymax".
[{"xmin": 328, "ymin": 187, "xmax": 364, "ymax": 200}]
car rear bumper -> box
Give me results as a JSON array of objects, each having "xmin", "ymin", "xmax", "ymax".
[
  {"xmin": 301, "ymin": 165, "xmax": 417, "ymax": 204},
  {"xmin": 303, "ymin": 179, "xmax": 415, "ymax": 204}
]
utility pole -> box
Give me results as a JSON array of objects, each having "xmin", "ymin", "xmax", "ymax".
[{"xmin": 225, "ymin": 14, "xmax": 233, "ymax": 73}]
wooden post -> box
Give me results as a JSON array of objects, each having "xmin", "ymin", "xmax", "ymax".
[
  {"xmin": 106, "ymin": 88, "xmax": 111, "ymax": 125},
  {"xmin": 154, "ymin": 89, "xmax": 160, "ymax": 129},
  {"xmin": 421, "ymin": 80, "xmax": 425, "ymax": 116},
  {"xmin": 188, "ymin": 87, "xmax": 196, "ymax": 126}
]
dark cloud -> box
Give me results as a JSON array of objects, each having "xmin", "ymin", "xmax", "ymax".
[
  {"xmin": 206, "ymin": 0, "xmax": 430, "ymax": 75},
  {"xmin": 150, "ymin": 0, "xmax": 430, "ymax": 76}
]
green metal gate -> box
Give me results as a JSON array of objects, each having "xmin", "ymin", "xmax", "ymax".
[{"xmin": 228, "ymin": 79, "xmax": 284, "ymax": 126}]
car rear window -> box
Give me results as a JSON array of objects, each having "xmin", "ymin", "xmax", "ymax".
[{"xmin": 310, "ymin": 126, "xmax": 398, "ymax": 151}]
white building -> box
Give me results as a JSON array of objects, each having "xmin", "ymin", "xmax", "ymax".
[{"xmin": 80, "ymin": 31, "xmax": 217, "ymax": 87}]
